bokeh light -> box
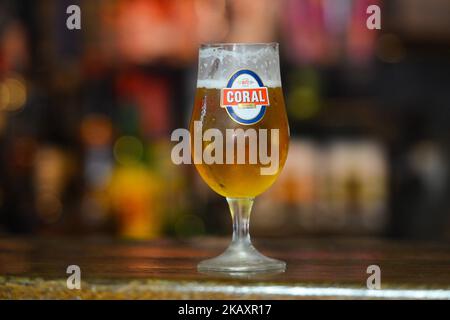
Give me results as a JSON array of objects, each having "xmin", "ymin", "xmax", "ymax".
[
  {"xmin": 113, "ymin": 136, "xmax": 144, "ymax": 166},
  {"xmin": 0, "ymin": 76, "xmax": 27, "ymax": 112}
]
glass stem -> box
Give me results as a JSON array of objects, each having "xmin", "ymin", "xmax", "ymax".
[{"xmin": 227, "ymin": 197, "xmax": 254, "ymax": 246}]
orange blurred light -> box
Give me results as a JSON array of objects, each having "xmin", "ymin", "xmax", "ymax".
[
  {"xmin": 0, "ymin": 76, "xmax": 27, "ymax": 112},
  {"xmin": 80, "ymin": 114, "xmax": 113, "ymax": 146}
]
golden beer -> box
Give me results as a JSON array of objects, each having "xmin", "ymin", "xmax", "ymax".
[
  {"xmin": 191, "ymin": 43, "xmax": 288, "ymax": 273},
  {"xmin": 190, "ymin": 86, "xmax": 289, "ymax": 198}
]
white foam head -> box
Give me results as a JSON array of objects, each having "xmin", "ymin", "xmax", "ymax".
[{"xmin": 197, "ymin": 43, "xmax": 282, "ymax": 88}]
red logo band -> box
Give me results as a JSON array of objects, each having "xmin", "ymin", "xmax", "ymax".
[{"xmin": 221, "ymin": 87, "xmax": 269, "ymax": 108}]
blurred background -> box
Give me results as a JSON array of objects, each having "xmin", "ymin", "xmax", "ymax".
[{"xmin": 0, "ymin": 0, "xmax": 449, "ymax": 241}]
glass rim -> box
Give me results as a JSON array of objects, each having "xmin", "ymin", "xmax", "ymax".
[{"xmin": 200, "ymin": 42, "xmax": 279, "ymax": 49}]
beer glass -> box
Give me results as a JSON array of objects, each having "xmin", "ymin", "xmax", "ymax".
[{"xmin": 190, "ymin": 43, "xmax": 289, "ymax": 272}]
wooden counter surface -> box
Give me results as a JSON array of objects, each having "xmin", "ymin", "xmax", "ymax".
[{"xmin": 0, "ymin": 237, "xmax": 449, "ymax": 299}]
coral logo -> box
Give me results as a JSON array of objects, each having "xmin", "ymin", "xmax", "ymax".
[{"xmin": 220, "ymin": 69, "xmax": 269, "ymax": 125}]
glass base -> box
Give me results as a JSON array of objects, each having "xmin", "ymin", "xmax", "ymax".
[{"xmin": 197, "ymin": 240, "xmax": 286, "ymax": 273}]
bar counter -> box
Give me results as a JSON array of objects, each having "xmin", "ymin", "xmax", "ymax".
[{"xmin": 0, "ymin": 237, "xmax": 449, "ymax": 299}]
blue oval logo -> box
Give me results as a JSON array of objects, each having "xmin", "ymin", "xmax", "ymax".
[{"xmin": 221, "ymin": 69, "xmax": 269, "ymax": 125}]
